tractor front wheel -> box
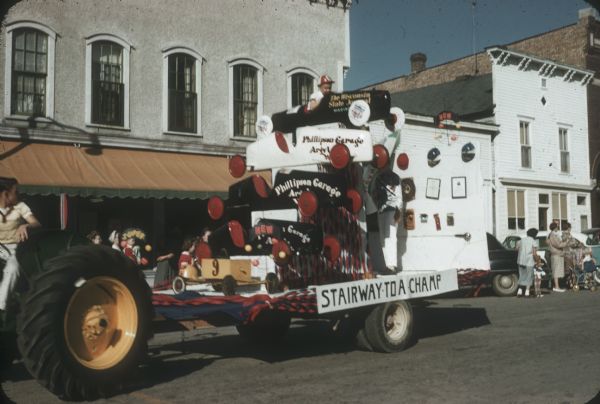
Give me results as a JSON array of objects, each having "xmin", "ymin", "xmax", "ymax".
[{"xmin": 16, "ymin": 246, "xmax": 153, "ymax": 401}]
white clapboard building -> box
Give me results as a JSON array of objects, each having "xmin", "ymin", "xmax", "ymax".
[
  {"xmin": 488, "ymin": 47, "xmax": 594, "ymax": 240},
  {"xmin": 388, "ymin": 47, "xmax": 594, "ymax": 241}
]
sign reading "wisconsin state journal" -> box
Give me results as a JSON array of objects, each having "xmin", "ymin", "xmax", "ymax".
[{"xmin": 314, "ymin": 269, "xmax": 458, "ymax": 314}]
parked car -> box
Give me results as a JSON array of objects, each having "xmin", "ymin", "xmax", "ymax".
[
  {"xmin": 582, "ymin": 227, "xmax": 600, "ymax": 263},
  {"xmin": 460, "ymin": 233, "xmax": 539, "ymax": 297},
  {"xmin": 486, "ymin": 232, "xmax": 520, "ymax": 296},
  {"xmin": 502, "ymin": 230, "xmax": 587, "ymax": 265}
]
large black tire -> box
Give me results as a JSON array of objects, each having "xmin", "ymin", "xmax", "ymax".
[
  {"xmin": 355, "ymin": 328, "xmax": 373, "ymax": 351},
  {"xmin": 0, "ymin": 330, "xmax": 17, "ymax": 375},
  {"xmin": 236, "ymin": 309, "xmax": 291, "ymax": 344},
  {"xmin": 491, "ymin": 273, "xmax": 519, "ymax": 297},
  {"xmin": 16, "ymin": 245, "xmax": 153, "ymax": 400},
  {"xmin": 363, "ymin": 301, "xmax": 413, "ymax": 353}
]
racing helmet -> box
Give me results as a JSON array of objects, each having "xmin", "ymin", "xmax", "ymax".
[{"xmin": 427, "ymin": 147, "xmax": 441, "ymax": 167}]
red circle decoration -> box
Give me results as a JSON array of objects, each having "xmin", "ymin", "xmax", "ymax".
[
  {"xmin": 396, "ymin": 153, "xmax": 409, "ymax": 170},
  {"xmin": 207, "ymin": 196, "xmax": 225, "ymax": 220},
  {"xmin": 346, "ymin": 189, "xmax": 363, "ymax": 214},
  {"xmin": 194, "ymin": 241, "xmax": 212, "ymax": 260},
  {"xmin": 298, "ymin": 191, "xmax": 319, "ymax": 217},
  {"xmin": 251, "ymin": 175, "xmax": 270, "ymax": 198},
  {"xmin": 228, "ymin": 220, "xmax": 245, "ymax": 248},
  {"xmin": 228, "ymin": 155, "xmax": 246, "ymax": 178},
  {"xmin": 372, "ymin": 144, "xmax": 390, "ymax": 169},
  {"xmin": 329, "ymin": 143, "xmax": 351, "ymax": 169},
  {"xmin": 323, "ymin": 235, "xmax": 341, "ymax": 263},
  {"xmin": 272, "ymin": 240, "xmax": 291, "ymax": 265},
  {"xmin": 275, "ymin": 131, "xmax": 289, "ymax": 153}
]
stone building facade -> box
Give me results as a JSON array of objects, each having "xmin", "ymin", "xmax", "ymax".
[{"xmin": 0, "ymin": 0, "xmax": 351, "ymax": 246}]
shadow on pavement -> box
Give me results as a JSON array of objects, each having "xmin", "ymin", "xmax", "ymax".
[
  {"xmin": 129, "ymin": 304, "xmax": 491, "ymax": 393},
  {"xmin": 413, "ymin": 306, "xmax": 491, "ymax": 339},
  {"xmin": 1, "ymin": 305, "xmax": 492, "ymax": 399}
]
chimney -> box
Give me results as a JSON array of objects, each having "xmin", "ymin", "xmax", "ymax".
[
  {"xmin": 579, "ymin": 8, "xmax": 599, "ymax": 22},
  {"xmin": 410, "ymin": 53, "xmax": 427, "ymax": 73}
]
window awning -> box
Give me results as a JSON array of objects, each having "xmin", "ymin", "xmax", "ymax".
[{"xmin": 0, "ymin": 140, "xmax": 270, "ymax": 199}]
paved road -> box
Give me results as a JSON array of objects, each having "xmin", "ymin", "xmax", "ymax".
[{"xmin": 2, "ymin": 289, "xmax": 600, "ymax": 403}]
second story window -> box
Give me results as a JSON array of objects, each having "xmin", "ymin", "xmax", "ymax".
[
  {"xmin": 168, "ymin": 53, "xmax": 197, "ymax": 133},
  {"xmin": 4, "ymin": 22, "xmax": 56, "ymax": 119},
  {"xmin": 291, "ymin": 73, "xmax": 314, "ymax": 107},
  {"xmin": 519, "ymin": 121, "xmax": 531, "ymax": 168},
  {"xmin": 92, "ymin": 42, "xmax": 124, "ymax": 126},
  {"xmin": 233, "ymin": 64, "xmax": 258, "ymax": 137},
  {"xmin": 559, "ymin": 127, "xmax": 569, "ymax": 173},
  {"xmin": 11, "ymin": 29, "xmax": 47, "ymax": 116},
  {"xmin": 85, "ymin": 34, "xmax": 131, "ymax": 129}
]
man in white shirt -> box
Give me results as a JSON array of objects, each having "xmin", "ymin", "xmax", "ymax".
[
  {"xmin": 0, "ymin": 177, "xmax": 41, "ymax": 311},
  {"xmin": 373, "ymin": 169, "xmax": 402, "ymax": 273}
]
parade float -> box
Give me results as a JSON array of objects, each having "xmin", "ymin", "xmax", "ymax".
[{"xmin": 0, "ymin": 90, "xmax": 490, "ymax": 400}]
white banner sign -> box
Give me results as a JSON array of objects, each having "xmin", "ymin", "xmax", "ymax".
[{"xmin": 315, "ymin": 269, "xmax": 458, "ymax": 314}]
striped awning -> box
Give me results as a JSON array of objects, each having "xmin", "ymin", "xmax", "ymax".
[{"xmin": 0, "ymin": 140, "xmax": 270, "ymax": 199}]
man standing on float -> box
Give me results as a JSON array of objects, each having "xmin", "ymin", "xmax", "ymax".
[{"xmin": 375, "ymin": 169, "xmax": 402, "ymax": 273}]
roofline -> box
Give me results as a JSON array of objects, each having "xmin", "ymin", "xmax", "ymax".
[
  {"xmin": 501, "ymin": 21, "xmax": 579, "ymax": 48},
  {"xmin": 361, "ymin": 51, "xmax": 486, "ymax": 89},
  {"xmin": 486, "ymin": 46, "xmax": 595, "ymax": 79},
  {"xmin": 361, "ymin": 19, "xmax": 585, "ymax": 90}
]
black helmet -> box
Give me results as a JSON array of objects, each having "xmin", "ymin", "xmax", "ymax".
[
  {"xmin": 462, "ymin": 142, "xmax": 476, "ymax": 163},
  {"xmin": 427, "ymin": 147, "xmax": 441, "ymax": 167}
]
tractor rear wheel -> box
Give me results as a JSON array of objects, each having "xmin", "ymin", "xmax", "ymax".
[{"xmin": 16, "ymin": 245, "xmax": 153, "ymax": 401}]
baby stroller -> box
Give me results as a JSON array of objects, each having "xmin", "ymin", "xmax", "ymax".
[{"xmin": 567, "ymin": 258, "xmax": 600, "ymax": 292}]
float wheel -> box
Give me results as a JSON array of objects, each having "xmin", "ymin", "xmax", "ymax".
[{"xmin": 363, "ymin": 301, "xmax": 414, "ymax": 353}]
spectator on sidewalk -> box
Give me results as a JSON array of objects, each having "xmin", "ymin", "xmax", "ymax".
[
  {"xmin": 108, "ymin": 230, "xmax": 121, "ymax": 251},
  {"xmin": 87, "ymin": 230, "xmax": 102, "ymax": 245},
  {"xmin": 548, "ymin": 222, "xmax": 568, "ymax": 292},
  {"xmin": 516, "ymin": 228, "xmax": 538, "ymax": 297}
]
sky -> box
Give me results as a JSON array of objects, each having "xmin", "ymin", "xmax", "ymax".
[{"xmin": 345, "ymin": 0, "xmax": 593, "ymax": 90}]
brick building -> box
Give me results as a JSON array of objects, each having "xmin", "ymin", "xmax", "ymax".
[{"xmin": 366, "ymin": 8, "xmax": 600, "ymax": 228}]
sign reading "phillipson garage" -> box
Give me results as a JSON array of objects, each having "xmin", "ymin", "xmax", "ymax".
[{"xmin": 314, "ymin": 269, "xmax": 458, "ymax": 314}]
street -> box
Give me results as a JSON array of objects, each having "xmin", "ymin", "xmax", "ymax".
[{"xmin": 3, "ymin": 288, "xmax": 600, "ymax": 403}]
